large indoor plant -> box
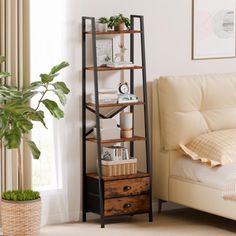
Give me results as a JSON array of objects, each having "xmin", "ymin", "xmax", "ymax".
[{"xmin": 0, "ymin": 56, "xmax": 70, "ymax": 236}]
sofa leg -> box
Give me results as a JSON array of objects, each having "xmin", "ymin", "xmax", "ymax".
[{"xmin": 158, "ymin": 199, "xmax": 166, "ymax": 214}]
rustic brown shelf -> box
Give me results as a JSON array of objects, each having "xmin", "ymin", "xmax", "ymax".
[
  {"xmin": 82, "ymin": 15, "xmax": 152, "ymax": 227},
  {"xmin": 85, "ymin": 30, "xmax": 141, "ymax": 35},
  {"xmin": 86, "ymin": 101, "xmax": 144, "ymax": 108},
  {"xmin": 87, "ymin": 172, "xmax": 149, "ymax": 181},
  {"xmin": 85, "ymin": 66, "xmax": 143, "ymax": 71},
  {"xmin": 86, "ymin": 135, "xmax": 145, "ymax": 144}
]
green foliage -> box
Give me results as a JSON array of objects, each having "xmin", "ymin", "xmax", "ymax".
[
  {"xmin": 98, "ymin": 17, "xmax": 109, "ymax": 24},
  {"xmin": 0, "ymin": 56, "xmax": 10, "ymax": 79},
  {"xmin": 0, "ymin": 56, "xmax": 70, "ymax": 160},
  {"xmin": 108, "ymin": 14, "xmax": 131, "ymax": 29},
  {"xmin": 2, "ymin": 190, "xmax": 40, "ymax": 201}
]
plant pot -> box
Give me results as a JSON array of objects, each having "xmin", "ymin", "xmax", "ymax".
[
  {"xmin": 115, "ymin": 23, "xmax": 125, "ymax": 31},
  {"xmin": 1, "ymin": 198, "xmax": 41, "ymax": 236},
  {"xmin": 96, "ymin": 23, "xmax": 108, "ymax": 32}
]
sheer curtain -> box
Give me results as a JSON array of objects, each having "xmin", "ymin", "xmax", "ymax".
[{"xmin": 30, "ymin": 0, "xmax": 81, "ymax": 225}]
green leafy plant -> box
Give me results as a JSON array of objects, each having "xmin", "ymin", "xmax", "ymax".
[
  {"xmin": 108, "ymin": 14, "xmax": 131, "ymax": 30},
  {"xmin": 98, "ymin": 17, "xmax": 109, "ymax": 24},
  {"xmin": 2, "ymin": 190, "xmax": 40, "ymax": 201},
  {"xmin": 0, "ymin": 56, "xmax": 70, "ymax": 194}
]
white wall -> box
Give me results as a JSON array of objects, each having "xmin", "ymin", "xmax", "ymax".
[
  {"xmin": 65, "ymin": 1, "xmax": 236, "ymax": 166},
  {"xmin": 32, "ymin": 0, "xmax": 236, "ymax": 211}
]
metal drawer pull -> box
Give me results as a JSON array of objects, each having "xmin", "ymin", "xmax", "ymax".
[
  {"xmin": 123, "ymin": 203, "xmax": 132, "ymax": 209},
  {"xmin": 123, "ymin": 186, "xmax": 132, "ymax": 191}
]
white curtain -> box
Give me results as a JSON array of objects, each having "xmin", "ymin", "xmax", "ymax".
[{"xmin": 30, "ymin": 0, "xmax": 81, "ymax": 225}]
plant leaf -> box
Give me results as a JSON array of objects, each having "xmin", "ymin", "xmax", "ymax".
[
  {"xmin": 54, "ymin": 89, "xmax": 66, "ymax": 105},
  {"xmin": 5, "ymin": 102, "xmax": 31, "ymax": 114},
  {"xmin": 40, "ymin": 73, "xmax": 59, "ymax": 83},
  {"xmin": 22, "ymin": 91, "xmax": 39, "ymax": 103},
  {"xmin": 27, "ymin": 140, "xmax": 40, "ymax": 159},
  {"xmin": 42, "ymin": 99, "xmax": 64, "ymax": 119},
  {"xmin": 0, "ymin": 56, "xmax": 5, "ymax": 64},
  {"xmin": 28, "ymin": 110, "xmax": 47, "ymax": 128},
  {"xmin": 23, "ymin": 81, "xmax": 43, "ymax": 92},
  {"xmin": 3, "ymin": 127, "xmax": 21, "ymax": 149},
  {"xmin": 0, "ymin": 115, "xmax": 8, "ymax": 138},
  {"xmin": 0, "ymin": 72, "xmax": 10, "ymax": 79},
  {"xmin": 50, "ymin": 61, "xmax": 69, "ymax": 75},
  {"xmin": 16, "ymin": 118, "xmax": 33, "ymax": 133},
  {"xmin": 52, "ymin": 81, "xmax": 70, "ymax": 94}
]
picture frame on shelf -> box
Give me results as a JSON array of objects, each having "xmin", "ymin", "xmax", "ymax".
[
  {"xmin": 192, "ymin": 0, "xmax": 236, "ymax": 60},
  {"xmin": 96, "ymin": 38, "xmax": 113, "ymax": 66}
]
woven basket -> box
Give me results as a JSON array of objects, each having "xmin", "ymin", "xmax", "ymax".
[
  {"xmin": 101, "ymin": 159, "xmax": 137, "ymax": 176},
  {"xmin": 1, "ymin": 198, "xmax": 41, "ymax": 236}
]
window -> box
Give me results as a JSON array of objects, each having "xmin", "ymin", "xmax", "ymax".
[{"xmin": 30, "ymin": 0, "xmax": 65, "ymax": 191}]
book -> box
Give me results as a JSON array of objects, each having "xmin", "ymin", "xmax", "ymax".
[
  {"xmin": 118, "ymin": 94, "xmax": 138, "ymax": 104},
  {"xmin": 98, "ymin": 88, "xmax": 117, "ymax": 94},
  {"xmin": 89, "ymin": 93, "xmax": 118, "ymax": 104},
  {"xmin": 90, "ymin": 98, "xmax": 118, "ymax": 104},
  {"xmin": 106, "ymin": 61, "xmax": 134, "ymax": 68},
  {"xmin": 90, "ymin": 94, "xmax": 118, "ymax": 100},
  {"xmin": 102, "ymin": 146, "xmax": 129, "ymax": 161}
]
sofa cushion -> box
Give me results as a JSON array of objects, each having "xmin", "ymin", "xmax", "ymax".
[{"xmin": 158, "ymin": 73, "xmax": 236, "ymax": 150}]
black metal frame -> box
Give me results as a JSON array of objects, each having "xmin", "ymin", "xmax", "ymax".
[{"xmin": 82, "ymin": 15, "xmax": 152, "ymax": 228}]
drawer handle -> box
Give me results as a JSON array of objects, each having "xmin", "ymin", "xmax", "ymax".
[
  {"xmin": 123, "ymin": 186, "xmax": 132, "ymax": 191},
  {"xmin": 123, "ymin": 203, "xmax": 132, "ymax": 209}
]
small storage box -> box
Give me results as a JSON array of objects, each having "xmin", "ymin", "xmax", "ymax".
[{"xmin": 101, "ymin": 159, "xmax": 137, "ymax": 177}]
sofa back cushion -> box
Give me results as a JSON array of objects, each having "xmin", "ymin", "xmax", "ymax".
[{"xmin": 158, "ymin": 73, "xmax": 236, "ymax": 150}]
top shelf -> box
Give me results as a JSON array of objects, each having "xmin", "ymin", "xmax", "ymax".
[
  {"xmin": 85, "ymin": 30, "xmax": 141, "ymax": 35},
  {"xmin": 86, "ymin": 66, "xmax": 143, "ymax": 71}
]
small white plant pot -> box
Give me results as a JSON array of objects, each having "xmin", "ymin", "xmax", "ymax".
[{"xmin": 96, "ymin": 23, "xmax": 108, "ymax": 32}]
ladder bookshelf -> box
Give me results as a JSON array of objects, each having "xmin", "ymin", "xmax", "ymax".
[{"xmin": 82, "ymin": 15, "xmax": 152, "ymax": 228}]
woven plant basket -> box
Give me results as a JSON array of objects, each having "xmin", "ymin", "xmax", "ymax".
[{"xmin": 1, "ymin": 198, "xmax": 41, "ymax": 236}]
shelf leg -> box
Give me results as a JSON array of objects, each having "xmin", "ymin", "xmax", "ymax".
[
  {"xmin": 82, "ymin": 16, "xmax": 87, "ymax": 223},
  {"xmin": 149, "ymin": 211, "xmax": 153, "ymax": 222},
  {"xmin": 91, "ymin": 17, "xmax": 105, "ymax": 229}
]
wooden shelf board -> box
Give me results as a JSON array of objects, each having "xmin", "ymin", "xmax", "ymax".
[
  {"xmin": 85, "ymin": 30, "xmax": 141, "ymax": 35},
  {"xmin": 86, "ymin": 135, "xmax": 145, "ymax": 144},
  {"xmin": 85, "ymin": 66, "xmax": 143, "ymax": 71},
  {"xmin": 86, "ymin": 101, "xmax": 144, "ymax": 108},
  {"xmin": 87, "ymin": 171, "xmax": 149, "ymax": 181}
]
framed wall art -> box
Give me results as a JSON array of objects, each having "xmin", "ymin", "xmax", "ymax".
[
  {"xmin": 96, "ymin": 38, "xmax": 113, "ymax": 66},
  {"xmin": 192, "ymin": 0, "xmax": 236, "ymax": 60}
]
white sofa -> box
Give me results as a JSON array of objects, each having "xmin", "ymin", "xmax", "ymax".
[{"xmin": 152, "ymin": 73, "xmax": 236, "ymax": 220}]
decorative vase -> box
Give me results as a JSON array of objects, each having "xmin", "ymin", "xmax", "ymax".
[
  {"xmin": 1, "ymin": 198, "xmax": 41, "ymax": 236},
  {"xmin": 97, "ymin": 23, "xmax": 108, "ymax": 32},
  {"xmin": 120, "ymin": 112, "xmax": 133, "ymax": 138},
  {"xmin": 115, "ymin": 23, "xmax": 125, "ymax": 31}
]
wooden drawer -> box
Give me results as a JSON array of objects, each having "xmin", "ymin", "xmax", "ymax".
[
  {"xmin": 104, "ymin": 194, "xmax": 149, "ymax": 217},
  {"xmin": 104, "ymin": 177, "xmax": 149, "ymax": 198}
]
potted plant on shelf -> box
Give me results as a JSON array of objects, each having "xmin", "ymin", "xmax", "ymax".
[
  {"xmin": 108, "ymin": 13, "xmax": 131, "ymax": 31},
  {"xmin": 97, "ymin": 17, "xmax": 109, "ymax": 32},
  {"xmin": 0, "ymin": 56, "xmax": 70, "ymax": 236}
]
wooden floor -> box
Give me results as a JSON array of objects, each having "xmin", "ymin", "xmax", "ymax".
[{"xmin": 40, "ymin": 208, "xmax": 236, "ymax": 236}]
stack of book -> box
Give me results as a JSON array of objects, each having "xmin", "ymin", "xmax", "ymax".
[
  {"xmin": 90, "ymin": 88, "xmax": 118, "ymax": 104},
  {"xmin": 118, "ymin": 94, "xmax": 138, "ymax": 103},
  {"xmin": 102, "ymin": 146, "xmax": 129, "ymax": 161},
  {"xmin": 106, "ymin": 61, "xmax": 134, "ymax": 68}
]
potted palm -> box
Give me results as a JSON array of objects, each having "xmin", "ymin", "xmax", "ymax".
[
  {"xmin": 0, "ymin": 56, "xmax": 70, "ymax": 236},
  {"xmin": 108, "ymin": 14, "xmax": 131, "ymax": 31}
]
